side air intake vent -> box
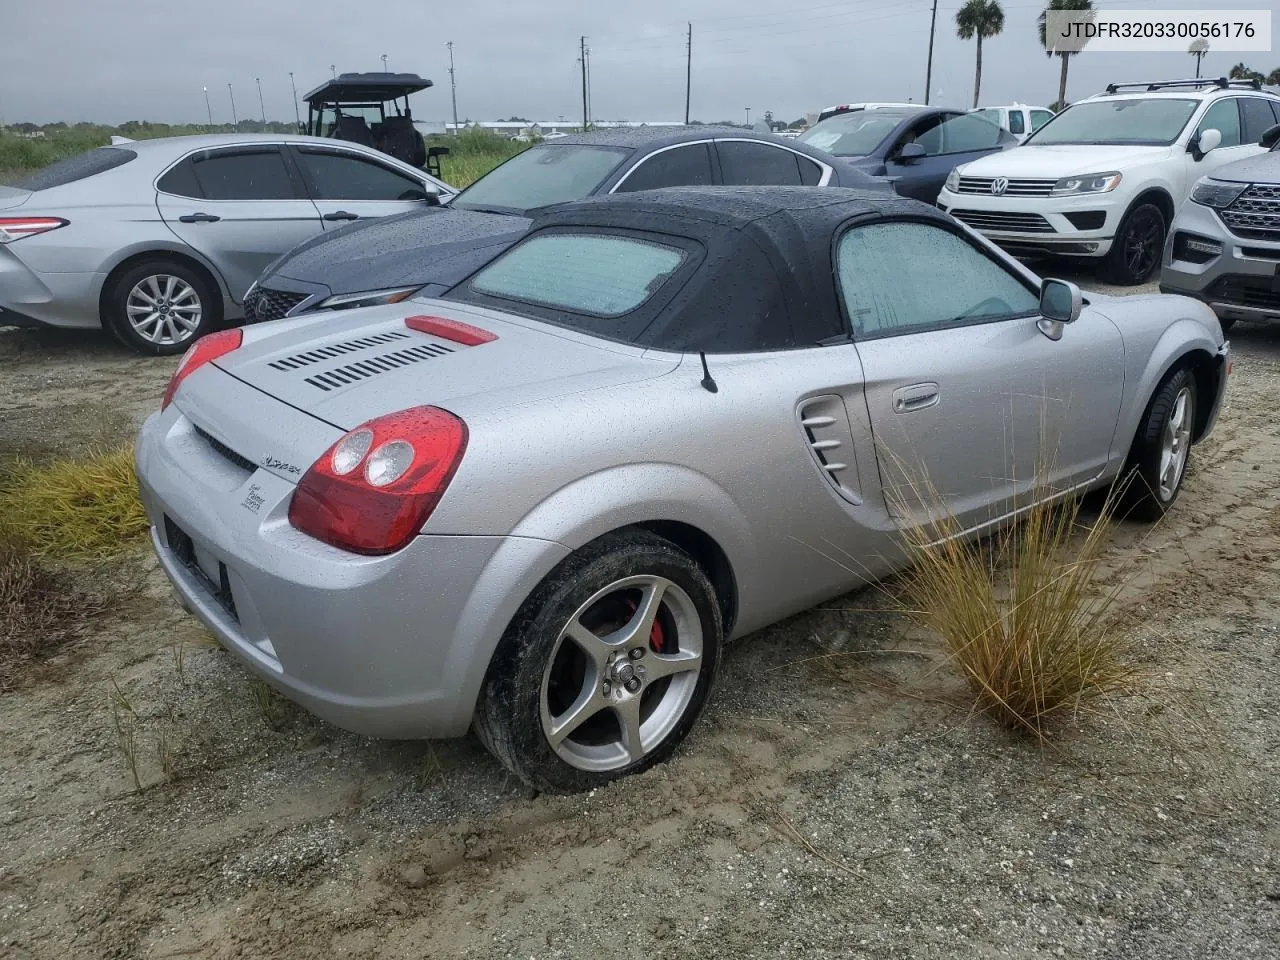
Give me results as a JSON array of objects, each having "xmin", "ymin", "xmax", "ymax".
[{"xmin": 796, "ymin": 395, "xmax": 862, "ymax": 505}]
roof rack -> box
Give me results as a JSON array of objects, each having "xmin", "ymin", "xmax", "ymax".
[{"xmin": 1104, "ymin": 77, "xmax": 1262, "ymax": 94}]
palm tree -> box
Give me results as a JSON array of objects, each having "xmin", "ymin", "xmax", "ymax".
[
  {"xmin": 1268, "ymin": 68, "xmax": 1280, "ymax": 87},
  {"xmin": 1038, "ymin": 0, "xmax": 1094, "ymax": 110},
  {"xmin": 1188, "ymin": 39, "xmax": 1209, "ymax": 79},
  {"xmin": 1230, "ymin": 62, "xmax": 1266, "ymax": 83},
  {"xmin": 956, "ymin": 0, "xmax": 1005, "ymax": 108}
]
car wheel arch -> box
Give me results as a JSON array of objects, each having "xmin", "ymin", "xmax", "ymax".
[
  {"xmin": 98, "ymin": 249, "xmax": 228, "ymax": 324},
  {"xmin": 1123, "ymin": 187, "xmax": 1176, "ymax": 232},
  {"xmin": 1126, "ymin": 339, "xmax": 1222, "ymax": 460}
]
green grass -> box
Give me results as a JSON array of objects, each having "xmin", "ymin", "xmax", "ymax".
[
  {"xmin": 0, "ymin": 447, "xmax": 149, "ymax": 562},
  {"xmin": 0, "ymin": 124, "xmax": 523, "ymax": 189}
]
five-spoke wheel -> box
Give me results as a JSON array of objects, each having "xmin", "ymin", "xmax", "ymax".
[{"xmin": 475, "ymin": 531, "xmax": 723, "ymax": 793}]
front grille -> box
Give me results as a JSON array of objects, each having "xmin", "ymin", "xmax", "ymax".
[
  {"xmin": 1206, "ymin": 275, "xmax": 1280, "ymax": 312},
  {"xmin": 244, "ymin": 287, "xmax": 308, "ymax": 324},
  {"xmin": 949, "ymin": 209, "xmax": 1056, "ymax": 233},
  {"xmin": 956, "ymin": 176, "xmax": 1057, "ymax": 197},
  {"xmin": 193, "ymin": 425, "xmax": 256, "ymax": 473},
  {"xmin": 163, "ymin": 515, "xmax": 239, "ymax": 621},
  {"xmin": 1221, "ymin": 184, "xmax": 1280, "ymax": 241},
  {"xmin": 304, "ymin": 342, "xmax": 454, "ymax": 392},
  {"xmin": 268, "ymin": 331, "xmax": 412, "ymax": 370}
]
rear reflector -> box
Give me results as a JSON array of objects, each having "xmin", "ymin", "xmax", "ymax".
[
  {"xmin": 0, "ymin": 217, "xmax": 68, "ymax": 243},
  {"xmin": 405, "ymin": 314, "xmax": 497, "ymax": 346}
]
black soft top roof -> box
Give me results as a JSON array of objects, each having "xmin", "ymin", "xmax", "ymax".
[
  {"xmin": 460, "ymin": 186, "xmax": 944, "ymax": 353},
  {"xmin": 303, "ymin": 72, "xmax": 433, "ymax": 104}
]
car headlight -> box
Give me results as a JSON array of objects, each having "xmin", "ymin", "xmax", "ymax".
[
  {"xmin": 1051, "ymin": 172, "xmax": 1122, "ymax": 196},
  {"xmin": 944, "ymin": 168, "xmax": 961, "ymax": 193},
  {"xmin": 315, "ymin": 286, "xmax": 421, "ymax": 311},
  {"xmin": 1189, "ymin": 177, "xmax": 1248, "ymax": 209}
]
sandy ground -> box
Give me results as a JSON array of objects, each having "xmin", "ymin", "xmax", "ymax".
[{"xmin": 1, "ymin": 280, "xmax": 1278, "ymax": 960}]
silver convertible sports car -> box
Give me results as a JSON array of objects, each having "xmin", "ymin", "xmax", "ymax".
[{"xmin": 136, "ymin": 187, "xmax": 1229, "ymax": 792}]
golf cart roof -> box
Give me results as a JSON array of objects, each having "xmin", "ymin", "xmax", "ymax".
[{"xmin": 303, "ymin": 72, "xmax": 434, "ymax": 105}]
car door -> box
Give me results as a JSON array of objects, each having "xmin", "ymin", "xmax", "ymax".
[
  {"xmin": 155, "ymin": 145, "xmax": 323, "ymax": 301},
  {"xmin": 712, "ymin": 139, "xmax": 829, "ymax": 186},
  {"xmin": 886, "ymin": 112, "xmax": 1008, "ymax": 203},
  {"xmin": 837, "ymin": 217, "xmax": 1125, "ymax": 533},
  {"xmin": 287, "ymin": 145, "xmax": 438, "ymax": 227},
  {"xmin": 611, "ymin": 142, "xmax": 717, "ymax": 192}
]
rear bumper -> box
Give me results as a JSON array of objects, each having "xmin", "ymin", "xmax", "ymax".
[
  {"xmin": 0, "ymin": 246, "xmax": 103, "ymax": 329},
  {"xmin": 136, "ymin": 407, "xmax": 570, "ymax": 738}
]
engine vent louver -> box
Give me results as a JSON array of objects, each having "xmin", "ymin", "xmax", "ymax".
[
  {"xmin": 302, "ymin": 342, "xmax": 455, "ymax": 392},
  {"xmin": 797, "ymin": 395, "xmax": 862, "ymax": 505},
  {"xmin": 268, "ymin": 331, "xmax": 414, "ymax": 371}
]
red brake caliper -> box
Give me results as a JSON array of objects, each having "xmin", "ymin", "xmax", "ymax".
[{"xmin": 625, "ymin": 598, "xmax": 667, "ymax": 653}]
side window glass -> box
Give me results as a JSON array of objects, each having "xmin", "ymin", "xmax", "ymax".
[
  {"xmin": 717, "ymin": 141, "xmax": 802, "ymax": 186},
  {"xmin": 797, "ymin": 154, "xmax": 823, "ymax": 185},
  {"xmin": 296, "ymin": 150, "xmax": 427, "ymax": 201},
  {"xmin": 1196, "ymin": 99, "xmax": 1242, "ymax": 148},
  {"xmin": 934, "ymin": 113, "xmax": 1005, "ymax": 154},
  {"xmin": 157, "ymin": 159, "xmax": 202, "ymax": 198},
  {"xmin": 1240, "ymin": 98, "xmax": 1277, "ymax": 145},
  {"xmin": 1007, "ymin": 110, "xmax": 1026, "ymax": 135},
  {"xmin": 190, "ymin": 149, "xmax": 295, "ymax": 200},
  {"xmin": 1031, "ymin": 110, "xmax": 1055, "ymax": 131},
  {"xmin": 836, "ymin": 221, "xmax": 1038, "ymax": 338},
  {"xmin": 907, "ymin": 116, "xmax": 947, "ymax": 156},
  {"xmin": 615, "ymin": 144, "xmax": 714, "ymax": 192}
]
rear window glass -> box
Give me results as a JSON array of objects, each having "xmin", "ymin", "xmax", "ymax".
[
  {"xmin": 471, "ymin": 234, "xmax": 685, "ymax": 318},
  {"xmin": 14, "ymin": 147, "xmax": 136, "ymax": 191}
]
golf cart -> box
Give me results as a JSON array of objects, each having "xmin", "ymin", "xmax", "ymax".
[{"xmin": 302, "ymin": 72, "xmax": 449, "ymax": 178}]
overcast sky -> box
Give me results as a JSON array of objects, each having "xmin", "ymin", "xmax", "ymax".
[{"xmin": 1, "ymin": 0, "xmax": 1273, "ymax": 126}]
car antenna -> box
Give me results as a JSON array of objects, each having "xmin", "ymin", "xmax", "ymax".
[{"xmin": 699, "ymin": 351, "xmax": 718, "ymax": 393}]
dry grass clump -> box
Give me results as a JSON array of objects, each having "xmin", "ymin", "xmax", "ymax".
[
  {"xmin": 903, "ymin": 488, "xmax": 1139, "ymax": 739},
  {"xmin": 0, "ymin": 530, "xmax": 113, "ymax": 691},
  {"xmin": 0, "ymin": 446, "xmax": 148, "ymax": 562}
]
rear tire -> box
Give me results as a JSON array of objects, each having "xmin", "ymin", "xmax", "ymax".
[
  {"xmin": 1102, "ymin": 202, "xmax": 1166, "ymax": 285},
  {"xmin": 104, "ymin": 258, "xmax": 221, "ymax": 356},
  {"xmin": 1120, "ymin": 367, "xmax": 1197, "ymax": 521},
  {"xmin": 474, "ymin": 531, "xmax": 723, "ymax": 794}
]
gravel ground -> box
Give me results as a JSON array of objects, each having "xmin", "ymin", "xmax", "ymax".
[{"xmin": 0, "ymin": 276, "xmax": 1278, "ymax": 959}]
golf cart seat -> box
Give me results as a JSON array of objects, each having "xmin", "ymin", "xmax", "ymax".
[{"xmin": 333, "ymin": 115, "xmax": 376, "ymax": 148}]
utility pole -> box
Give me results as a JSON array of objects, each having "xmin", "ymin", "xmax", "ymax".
[
  {"xmin": 447, "ymin": 41, "xmax": 459, "ymax": 135},
  {"xmin": 381, "ymin": 54, "xmax": 388, "ymax": 72},
  {"xmin": 203, "ymin": 86, "xmax": 213, "ymax": 130},
  {"xmin": 228, "ymin": 83, "xmax": 238, "ymax": 126},
  {"xmin": 256, "ymin": 77, "xmax": 266, "ymax": 124},
  {"xmin": 684, "ymin": 22, "xmax": 692, "ymax": 125},
  {"xmin": 924, "ymin": 0, "xmax": 939, "ymax": 105},
  {"xmin": 330, "ymin": 64, "xmax": 336, "ymax": 78},
  {"xmin": 289, "ymin": 72, "xmax": 301, "ymax": 129},
  {"xmin": 579, "ymin": 36, "xmax": 589, "ymax": 132},
  {"xmin": 745, "ymin": 106, "xmax": 750, "ymax": 127}
]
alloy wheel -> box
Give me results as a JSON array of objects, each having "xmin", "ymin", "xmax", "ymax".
[
  {"xmin": 540, "ymin": 574, "xmax": 704, "ymax": 772},
  {"xmin": 126, "ymin": 274, "xmax": 203, "ymax": 346},
  {"xmin": 1122, "ymin": 209, "xmax": 1163, "ymax": 280},
  {"xmin": 1158, "ymin": 386, "xmax": 1193, "ymax": 501}
]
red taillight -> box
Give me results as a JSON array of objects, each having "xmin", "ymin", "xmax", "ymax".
[
  {"xmin": 288, "ymin": 406, "xmax": 468, "ymax": 555},
  {"xmin": 0, "ymin": 217, "xmax": 68, "ymax": 243},
  {"xmin": 161, "ymin": 329, "xmax": 243, "ymax": 410},
  {"xmin": 405, "ymin": 314, "xmax": 497, "ymax": 346}
]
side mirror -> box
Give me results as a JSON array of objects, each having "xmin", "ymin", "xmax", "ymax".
[
  {"xmin": 422, "ymin": 188, "xmax": 442, "ymax": 206},
  {"xmin": 427, "ymin": 146, "xmax": 451, "ymax": 159},
  {"xmin": 1191, "ymin": 127, "xmax": 1222, "ymax": 160},
  {"xmin": 1260, "ymin": 123, "xmax": 1280, "ymax": 150},
  {"xmin": 897, "ymin": 141, "xmax": 926, "ymax": 164},
  {"xmin": 1039, "ymin": 278, "xmax": 1081, "ymax": 340}
]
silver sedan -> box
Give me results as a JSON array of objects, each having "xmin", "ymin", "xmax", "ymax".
[
  {"xmin": 135, "ymin": 186, "xmax": 1229, "ymax": 792},
  {"xmin": 0, "ymin": 134, "xmax": 452, "ymax": 354}
]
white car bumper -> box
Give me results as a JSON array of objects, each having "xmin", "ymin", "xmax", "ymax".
[{"xmin": 937, "ymin": 187, "xmax": 1127, "ymax": 258}]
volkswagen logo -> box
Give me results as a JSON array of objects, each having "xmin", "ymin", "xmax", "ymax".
[{"xmin": 990, "ymin": 177, "xmax": 1009, "ymax": 196}]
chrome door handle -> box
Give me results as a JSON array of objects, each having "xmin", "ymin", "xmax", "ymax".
[{"xmin": 892, "ymin": 382, "xmax": 940, "ymax": 413}]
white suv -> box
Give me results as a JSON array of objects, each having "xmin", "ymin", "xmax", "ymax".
[{"xmin": 937, "ymin": 79, "xmax": 1280, "ymax": 284}]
